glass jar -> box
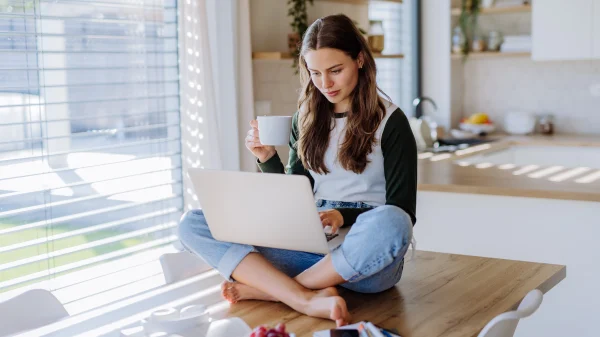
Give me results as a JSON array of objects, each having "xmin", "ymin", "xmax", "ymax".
[
  {"xmin": 367, "ymin": 20, "xmax": 384, "ymax": 53},
  {"xmin": 537, "ymin": 114, "xmax": 555, "ymax": 135},
  {"xmin": 452, "ymin": 26, "xmax": 466, "ymax": 54},
  {"xmin": 471, "ymin": 34, "xmax": 487, "ymax": 52}
]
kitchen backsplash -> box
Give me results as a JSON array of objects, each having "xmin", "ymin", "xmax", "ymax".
[
  {"xmin": 462, "ymin": 58, "xmax": 600, "ymax": 135},
  {"xmin": 252, "ymin": 60, "xmax": 300, "ymax": 119}
]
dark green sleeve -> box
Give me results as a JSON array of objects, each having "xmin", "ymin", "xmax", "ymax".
[
  {"xmin": 257, "ymin": 111, "xmax": 315, "ymax": 189},
  {"xmin": 335, "ymin": 108, "xmax": 417, "ymax": 226}
]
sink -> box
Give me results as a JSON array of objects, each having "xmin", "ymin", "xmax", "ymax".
[
  {"xmin": 437, "ymin": 137, "xmax": 495, "ymax": 146},
  {"xmin": 423, "ymin": 137, "xmax": 496, "ymax": 153}
]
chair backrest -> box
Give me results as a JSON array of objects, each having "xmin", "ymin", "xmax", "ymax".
[
  {"xmin": 159, "ymin": 251, "xmax": 212, "ymax": 284},
  {"xmin": 477, "ymin": 289, "xmax": 544, "ymax": 337},
  {"xmin": 0, "ymin": 289, "xmax": 69, "ymax": 336}
]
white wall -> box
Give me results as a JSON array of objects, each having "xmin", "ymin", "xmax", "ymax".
[
  {"xmin": 252, "ymin": 59, "xmax": 299, "ymax": 168},
  {"xmin": 460, "ymin": 57, "xmax": 600, "ymax": 135},
  {"xmin": 421, "ymin": 0, "xmax": 454, "ymax": 130}
]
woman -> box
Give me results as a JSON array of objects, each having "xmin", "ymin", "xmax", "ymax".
[{"xmin": 178, "ymin": 14, "xmax": 417, "ymax": 327}]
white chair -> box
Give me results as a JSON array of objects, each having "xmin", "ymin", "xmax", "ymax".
[
  {"xmin": 0, "ymin": 289, "xmax": 69, "ymax": 336},
  {"xmin": 159, "ymin": 251, "xmax": 212, "ymax": 284},
  {"xmin": 477, "ymin": 289, "xmax": 544, "ymax": 337}
]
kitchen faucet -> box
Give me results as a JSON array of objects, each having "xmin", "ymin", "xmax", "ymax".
[
  {"xmin": 410, "ymin": 96, "xmax": 439, "ymax": 150},
  {"xmin": 412, "ymin": 96, "xmax": 437, "ymax": 118}
]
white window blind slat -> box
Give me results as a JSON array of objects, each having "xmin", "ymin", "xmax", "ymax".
[
  {"xmin": 0, "ymin": 222, "xmax": 177, "ymax": 273},
  {"xmin": 1, "ymin": 79, "xmax": 180, "ymax": 91},
  {"xmin": 0, "ymin": 94, "xmax": 179, "ymax": 108},
  {"xmin": 0, "ymin": 207, "xmax": 179, "ymax": 254},
  {"xmin": 0, "ymin": 166, "xmax": 180, "ymax": 200},
  {"xmin": 0, "ymin": 0, "xmax": 183, "ymax": 299},
  {"xmin": 0, "ymin": 179, "xmax": 181, "ymax": 218},
  {"xmin": 0, "ymin": 237, "xmax": 177, "ymax": 292},
  {"xmin": 0, "ymin": 15, "xmax": 177, "ymax": 29},
  {"xmin": 46, "ymin": 245, "xmax": 176, "ymax": 294},
  {"xmin": 0, "ymin": 49, "xmax": 178, "ymax": 54},
  {"xmin": 0, "ymin": 246, "xmax": 172, "ymax": 302},
  {"xmin": 0, "ymin": 110, "xmax": 179, "ymax": 129},
  {"xmin": 0, "ymin": 136, "xmax": 181, "ymax": 163},
  {"xmin": 0, "ymin": 196, "xmax": 180, "ymax": 236},
  {"xmin": 0, "ymin": 151, "xmax": 181, "ymax": 182},
  {"xmin": 0, "ymin": 122, "xmax": 180, "ymax": 148},
  {"xmin": 0, "ymin": 66, "xmax": 179, "ymax": 71}
]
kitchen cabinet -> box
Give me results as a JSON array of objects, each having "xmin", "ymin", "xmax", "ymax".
[{"xmin": 532, "ymin": 0, "xmax": 594, "ymax": 60}]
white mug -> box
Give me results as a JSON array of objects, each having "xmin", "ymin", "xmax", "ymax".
[{"xmin": 257, "ymin": 116, "xmax": 292, "ymax": 146}]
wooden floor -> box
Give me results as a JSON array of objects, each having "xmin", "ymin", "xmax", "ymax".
[{"xmin": 215, "ymin": 251, "xmax": 566, "ymax": 337}]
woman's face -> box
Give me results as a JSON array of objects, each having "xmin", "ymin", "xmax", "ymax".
[{"xmin": 304, "ymin": 48, "xmax": 362, "ymax": 112}]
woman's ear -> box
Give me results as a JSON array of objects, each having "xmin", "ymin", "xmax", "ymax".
[{"xmin": 357, "ymin": 52, "xmax": 365, "ymax": 69}]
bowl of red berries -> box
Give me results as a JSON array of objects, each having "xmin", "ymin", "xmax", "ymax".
[{"xmin": 250, "ymin": 323, "xmax": 295, "ymax": 337}]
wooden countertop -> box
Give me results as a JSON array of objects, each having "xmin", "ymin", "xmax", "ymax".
[
  {"xmin": 418, "ymin": 134, "xmax": 600, "ymax": 202},
  {"xmin": 224, "ymin": 251, "xmax": 566, "ymax": 337}
]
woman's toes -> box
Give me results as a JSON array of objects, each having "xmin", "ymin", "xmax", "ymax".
[{"xmin": 220, "ymin": 281, "xmax": 238, "ymax": 303}]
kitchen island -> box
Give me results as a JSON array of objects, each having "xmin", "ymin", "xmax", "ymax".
[
  {"xmin": 224, "ymin": 251, "xmax": 565, "ymax": 337},
  {"xmin": 16, "ymin": 251, "xmax": 566, "ymax": 337},
  {"xmin": 415, "ymin": 134, "xmax": 600, "ymax": 337}
]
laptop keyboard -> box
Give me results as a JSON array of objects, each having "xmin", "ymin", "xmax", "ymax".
[{"xmin": 325, "ymin": 233, "xmax": 339, "ymax": 242}]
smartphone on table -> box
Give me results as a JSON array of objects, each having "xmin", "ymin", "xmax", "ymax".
[{"xmin": 329, "ymin": 329, "xmax": 360, "ymax": 337}]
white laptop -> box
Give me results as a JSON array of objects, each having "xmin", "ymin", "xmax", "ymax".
[{"xmin": 187, "ymin": 168, "xmax": 348, "ymax": 255}]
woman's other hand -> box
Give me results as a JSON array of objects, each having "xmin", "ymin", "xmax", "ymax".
[
  {"xmin": 245, "ymin": 120, "xmax": 276, "ymax": 163},
  {"xmin": 319, "ymin": 209, "xmax": 344, "ymax": 234}
]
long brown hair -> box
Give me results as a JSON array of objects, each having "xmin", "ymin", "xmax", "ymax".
[{"xmin": 297, "ymin": 14, "xmax": 390, "ymax": 174}]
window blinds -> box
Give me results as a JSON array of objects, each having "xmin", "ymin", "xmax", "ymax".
[{"xmin": 0, "ymin": 0, "xmax": 183, "ymax": 299}]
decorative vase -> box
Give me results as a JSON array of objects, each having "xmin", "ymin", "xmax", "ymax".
[{"xmin": 452, "ymin": 26, "xmax": 466, "ymax": 54}]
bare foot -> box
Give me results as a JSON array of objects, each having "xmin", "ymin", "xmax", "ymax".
[
  {"xmin": 220, "ymin": 282, "xmax": 349, "ymax": 326},
  {"xmin": 302, "ymin": 291, "xmax": 351, "ymax": 327},
  {"xmin": 220, "ymin": 281, "xmax": 339, "ymax": 304},
  {"xmin": 221, "ymin": 281, "xmax": 278, "ymax": 303}
]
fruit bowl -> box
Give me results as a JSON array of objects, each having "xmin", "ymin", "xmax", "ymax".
[{"xmin": 459, "ymin": 122, "xmax": 496, "ymax": 135}]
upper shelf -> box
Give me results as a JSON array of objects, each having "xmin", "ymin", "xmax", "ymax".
[
  {"xmin": 314, "ymin": 0, "xmax": 402, "ymax": 3},
  {"xmin": 252, "ymin": 52, "xmax": 404, "ymax": 60},
  {"xmin": 450, "ymin": 51, "xmax": 531, "ymax": 60},
  {"xmin": 451, "ymin": 4, "xmax": 531, "ymax": 16}
]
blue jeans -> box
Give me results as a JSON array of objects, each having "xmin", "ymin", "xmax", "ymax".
[{"xmin": 177, "ymin": 200, "xmax": 413, "ymax": 293}]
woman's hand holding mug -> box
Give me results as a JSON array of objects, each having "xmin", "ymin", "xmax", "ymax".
[{"xmin": 245, "ymin": 120, "xmax": 276, "ymax": 163}]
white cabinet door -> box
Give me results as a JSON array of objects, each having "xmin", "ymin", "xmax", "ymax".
[
  {"xmin": 594, "ymin": 0, "xmax": 600, "ymax": 58},
  {"xmin": 532, "ymin": 0, "xmax": 593, "ymax": 60}
]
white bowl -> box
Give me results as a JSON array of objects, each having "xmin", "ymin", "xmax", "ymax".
[
  {"xmin": 142, "ymin": 312, "xmax": 210, "ymax": 335},
  {"xmin": 504, "ymin": 112, "xmax": 536, "ymax": 135},
  {"xmin": 142, "ymin": 305, "xmax": 210, "ymax": 335},
  {"xmin": 459, "ymin": 122, "xmax": 496, "ymax": 134}
]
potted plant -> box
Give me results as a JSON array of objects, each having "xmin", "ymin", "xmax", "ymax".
[
  {"xmin": 458, "ymin": 0, "xmax": 481, "ymax": 57},
  {"xmin": 287, "ymin": 0, "xmax": 313, "ymax": 72}
]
